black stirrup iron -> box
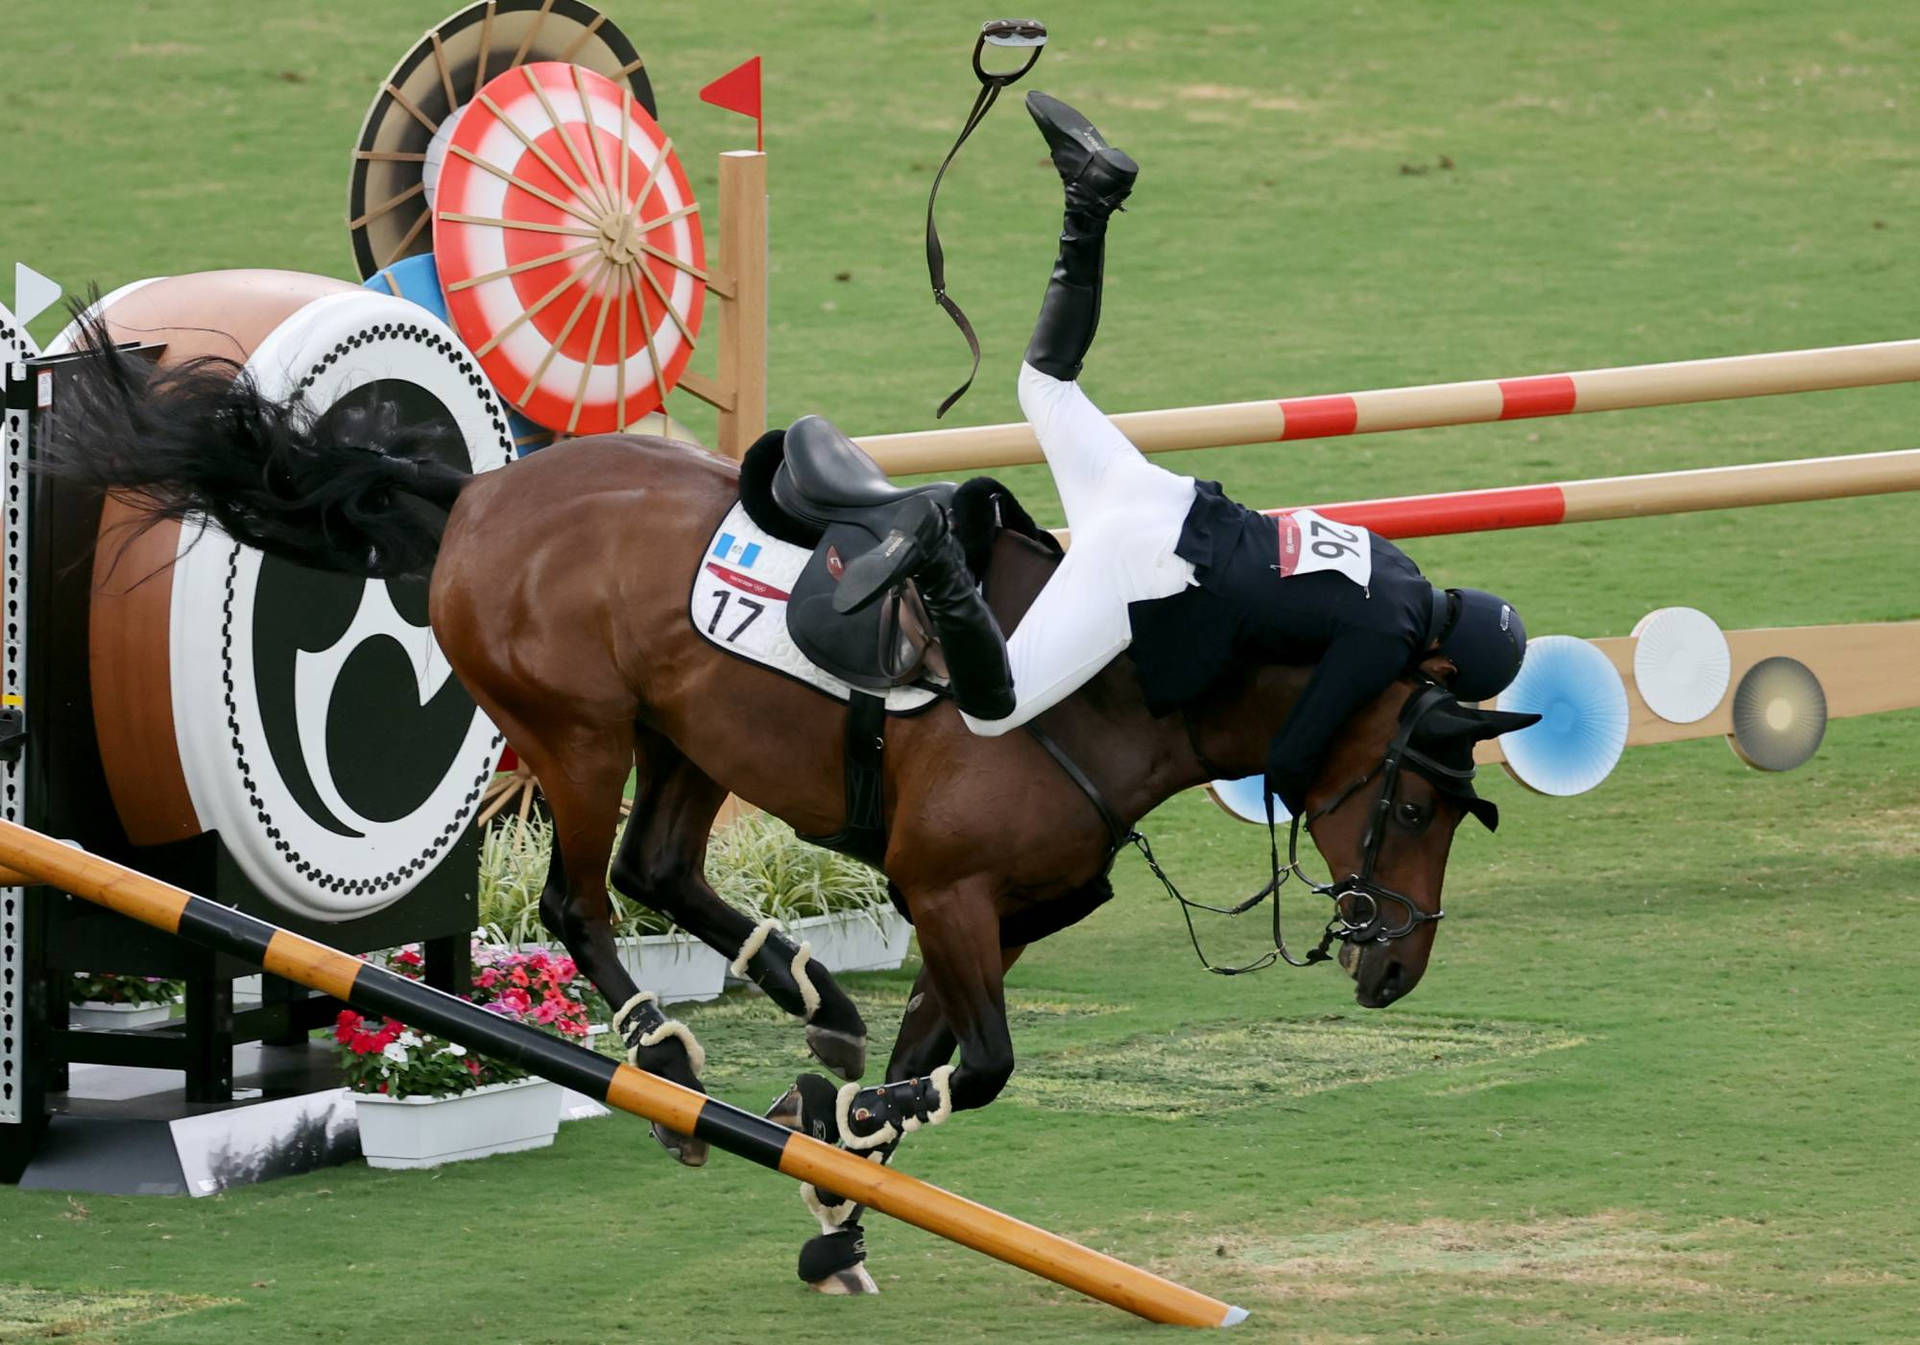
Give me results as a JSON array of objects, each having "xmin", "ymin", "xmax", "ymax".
[{"xmin": 924, "ymin": 18, "xmax": 1047, "ymax": 419}]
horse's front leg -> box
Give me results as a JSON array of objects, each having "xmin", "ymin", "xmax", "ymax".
[{"xmin": 773, "ymin": 881, "xmax": 1017, "ymax": 1293}]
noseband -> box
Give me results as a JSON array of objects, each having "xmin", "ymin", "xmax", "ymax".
[{"xmin": 1134, "ymin": 682, "xmax": 1462, "ymax": 975}]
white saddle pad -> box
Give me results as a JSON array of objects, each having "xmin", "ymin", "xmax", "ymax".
[{"xmin": 691, "ymin": 503, "xmax": 938, "ymax": 713}]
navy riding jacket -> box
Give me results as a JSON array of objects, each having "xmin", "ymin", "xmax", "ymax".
[{"xmin": 1125, "ymin": 482, "xmax": 1441, "ymax": 813}]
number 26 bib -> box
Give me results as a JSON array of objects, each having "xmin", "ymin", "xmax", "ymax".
[{"xmin": 1273, "ymin": 508, "xmax": 1373, "ymax": 588}]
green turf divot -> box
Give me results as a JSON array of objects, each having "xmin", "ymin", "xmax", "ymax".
[
  {"xmin": 0, "ymin": 1283, "xmax": 235, "ymax": 1340},
  {"xmin": 1014, "ymin": 1016, "xmax": 1583, "ymax": 1118},
  {"xmin": 629, "ymin": 987, "xmax": 1120, "ymax": 1089}
]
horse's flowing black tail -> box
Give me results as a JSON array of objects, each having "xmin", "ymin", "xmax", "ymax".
[{"xmin": 44, "ymin": 304, "xmax": 472, "ymax": 579}]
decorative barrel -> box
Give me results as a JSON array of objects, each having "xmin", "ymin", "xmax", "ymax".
[{"xmin": 71, "ymin": 270, "xmax": 512, "ymax": 921}]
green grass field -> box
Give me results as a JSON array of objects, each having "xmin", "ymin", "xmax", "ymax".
[{"xmin": 5, "ymin": 1, "xmax": 1920, "ymax": 1340}]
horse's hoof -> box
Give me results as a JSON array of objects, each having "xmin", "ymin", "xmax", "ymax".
[
  {"xmin": 798, "ymin": 1226, "xmax": 873, "ymax": 1294},
  {"xmin": 806, "ymin": 1023, "xmax": 867, "ymax": 1081},
  {"xmin": 764, "ymin": 1084, "xmax": 803, "ymax": 1130},
  {"xmin": 651, "ymin": 1121, "xmax": 709, "ymax": 1167},
  {"xmin": 808, "ymin": 1265, "xmax": 879, "ymax": 1296}
]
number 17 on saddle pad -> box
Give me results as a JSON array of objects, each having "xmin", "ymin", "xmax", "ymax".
[{"xmin": 691, "ymin": 504, "xmax": 938, "ymax": 713}]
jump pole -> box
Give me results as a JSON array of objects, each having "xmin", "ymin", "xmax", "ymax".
[
  {"xmin": 1300, "ymin": 446, "xmax": 1920, "ymax": 539},
  {"xmin": 855, "ymin": 339, "xmax": 1920, "ymax": 474},
  {"xmin": 0, "ymin": 820, "xmax": 1242, "ymax": 1329}
]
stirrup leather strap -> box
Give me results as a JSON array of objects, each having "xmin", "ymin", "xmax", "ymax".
[{"xmin": 925, "ymin": 19, "xmax": 1047, "ymax": 418}]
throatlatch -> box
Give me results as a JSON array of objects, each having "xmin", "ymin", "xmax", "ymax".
[{"xmin": 925, "ymin": 18, "xmax": 1048, "ymax": 417}]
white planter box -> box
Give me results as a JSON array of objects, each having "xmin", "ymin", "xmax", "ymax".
[
  {"xmin": 557, "ymin": 1025, "xmax": 612, "ymax": 1122},
  {"xmin": 612, "ymin": 934, "xmax": 728, "ymax": 1003},
  {"xmin": 354, "ymin": 1077, "xmax": 562, "ymax": 1170},
  {"xmin": 789, "ymin": 908, "xmax": 913, "ymax": 973},
  {"xmin": 68, "ymin": 1000, "xmax": 176, "ymax": 1030},
  {"xmin": 234, "ymin": 974, "xmax": 263, "ymax": 1006}
]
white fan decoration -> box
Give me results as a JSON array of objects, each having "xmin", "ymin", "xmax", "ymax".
[{"xmin": 1631, "ymin": 606, "xmax": 1731, "ymax": 724}]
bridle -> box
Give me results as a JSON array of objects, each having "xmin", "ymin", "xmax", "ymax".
[{"xmin": 1134, "ymin": 681, "xmax": 1466, "ymax": 975}]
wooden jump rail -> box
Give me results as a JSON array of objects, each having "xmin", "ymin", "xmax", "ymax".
[
  {"xmin": 1298, "ymin": 447, "xmax": 1920, "ymax": 538},
  {"xmin": 0, "ymin": 820, "xmax": 1243, "ymax": 1329},
  {"xmin": 855, "ymin": 339, "xmax": 1920, "ymax": 474}
]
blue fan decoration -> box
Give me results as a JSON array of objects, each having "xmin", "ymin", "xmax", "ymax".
[
  {"xmin": 363, "ymin": 253, "xmax": 555, "ymax": 455},
  {"xmin": 1496, "ymin": 634, "xmax": 1629, "ymax": 796},
  {"xmin": 1205, "ymin": 773, "xmax": 1293, "ymax": 826}
]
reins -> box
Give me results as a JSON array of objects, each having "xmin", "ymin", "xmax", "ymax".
[
  {"xmin": 1134, "ymin": 684, "xmax": 1461, "ymax": 976},
  {"xmin": 924, "ymin": 19, "xmax": 1047, "ymax": 419}
]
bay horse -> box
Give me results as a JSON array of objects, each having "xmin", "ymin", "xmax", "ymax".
[{"xmin": 50, "ymin": 318, "xmax": 1534, "ymax": 1289}]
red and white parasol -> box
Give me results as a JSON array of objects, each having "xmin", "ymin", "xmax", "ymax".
[{"xmin": 433, "ymin": 60, "xmax": 705, "ymax": 434}]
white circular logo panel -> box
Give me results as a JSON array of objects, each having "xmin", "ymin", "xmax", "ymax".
[{"xmin": 168, "ymin": 292, "xmax": 512, "ymax": 921}]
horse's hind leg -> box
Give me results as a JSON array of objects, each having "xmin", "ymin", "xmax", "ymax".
[
  {"xmin": 513, "ymin": 719, "xmax": 709, "ymax": 1166},
  {"xmin": 610, "ymin": 728, "xmax": 870, "ymax": 1080}
]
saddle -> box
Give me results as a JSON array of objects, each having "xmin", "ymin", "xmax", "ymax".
[
  {"xmin": 743, "ymin": 416, "xmax": 958, "ymax": 694},
  {"xmin": 735, "ymin": 417, "xmax": 1062, "ymax": 872}
]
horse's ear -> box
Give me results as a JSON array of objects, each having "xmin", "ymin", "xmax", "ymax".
[
  {"xmin": 1471, "ymin": 708, "xmax": 1540, "ymax": 740},
  {"xmin": 1417, "ymin": 702, "xmax": 1539, "ymax": 743}
]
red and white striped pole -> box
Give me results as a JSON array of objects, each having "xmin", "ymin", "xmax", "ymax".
[
  {"xmin": 856, "ymin": 339, "xmax": 1920, "ymax": 475},
  {"xmin": 1292, "ymin": 447, "xmax": 1920, "ymax": 539}
]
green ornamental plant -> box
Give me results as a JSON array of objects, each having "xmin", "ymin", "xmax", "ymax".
[
  {"xmin": 68, "ymin": 973, "xmax": 183, "ymax": 1007},
  {"xmin": 476, "ymin": 811, "xmax": 892, "ymax": 947}
]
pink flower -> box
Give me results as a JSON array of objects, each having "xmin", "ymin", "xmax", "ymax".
[
  {"xmin": 475, "ymin": 968, "xmax": 500, "ymax": 989},
  {"xmin": 495, "ymin": 988, "xmax": 532, "ymax": 1017},
  {"xmin": 509, "ymin": 967, "xmax": 531, "ymax": 988}
]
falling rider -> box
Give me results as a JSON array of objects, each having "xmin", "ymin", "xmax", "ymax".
[{"xmin": 835, "ymin": 90, "xmax": 1532, "ymax": 820}]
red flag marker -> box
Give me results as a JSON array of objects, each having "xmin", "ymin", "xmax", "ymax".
[{"xmin": 699, "ymin": 56, "xmax": 763, "ymax": 151}]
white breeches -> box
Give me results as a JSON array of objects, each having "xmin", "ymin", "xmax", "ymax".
[{"xmin": 961, "ymin": 364, "xmax": 1197, "ymax": 735}]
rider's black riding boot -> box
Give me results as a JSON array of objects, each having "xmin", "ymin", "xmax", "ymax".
[
  {"xmin": 832, "ymin": 495, "xmax": 1016, "ymax": 723},
  {"xmin": 1024, "ymin": 91, "xmax": 1138, "ymax": 381}
]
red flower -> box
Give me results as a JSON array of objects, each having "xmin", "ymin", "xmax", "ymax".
[
  {"xmin": 394, "ymin": 948, "xmax": 424, "ymax": 968},
  {"xmin": 496, "ymin": 988, "xmax": 532, "ymax": 1016},
  {"xmin": 475, "ymin": 968, "xmax": 500, "ymax": 989},
  {"xmin": 508, "ymin": 967, "xmax": 531, "ymax": 988},
  {"xmin": 335, "ymin": 1009, "xmax": 363, "ymax": 1043},
  {"xmin": 556, "ymin": 1018, "xmax": 588, "ymax": 1037}
]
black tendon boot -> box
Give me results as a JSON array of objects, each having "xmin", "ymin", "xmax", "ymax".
[
  {"xmin": 832, "ymin": 497, "xmax": 1017, "ymax": 722},
  {"xmin": 1023, "ymin": 90, "xmax": 1139, "ymax": 380}
]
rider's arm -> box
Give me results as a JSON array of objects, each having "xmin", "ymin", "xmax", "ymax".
[{"xmin": 1263, "ymin": 631, "xmax": 1409, "ymax": 815}]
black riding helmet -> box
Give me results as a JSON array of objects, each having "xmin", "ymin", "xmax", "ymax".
[{"xmin": 1434, "ymin": 588, "xmax": 1527, "ymax": 703}]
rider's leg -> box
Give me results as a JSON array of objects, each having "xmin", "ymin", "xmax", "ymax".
[
  {"xmin": 1018, "ymin": 361, "xmax": 1193, "ymax": 534},
  {"xmin": 1023, "ymin": 90, "xmax": 1137, "ymax": 385}
]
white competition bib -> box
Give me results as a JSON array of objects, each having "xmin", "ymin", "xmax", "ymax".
[
  {"xmin": 689, "ymin": 504, "xmax": 936, "ymax": 713},
  {"xmin": 1274, "ymin": 508, "xmax": 1372, "ymax": 588}
]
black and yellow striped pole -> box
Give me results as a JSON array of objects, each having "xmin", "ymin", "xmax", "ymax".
[{"xmin": 0, "ymin": 820, "xmax": 1245, "ymax": 1328}]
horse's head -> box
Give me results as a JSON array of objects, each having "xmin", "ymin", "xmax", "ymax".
[{"xmin": 1302, "ymin": 678, "xmax": 1537, "ymax": 1008}]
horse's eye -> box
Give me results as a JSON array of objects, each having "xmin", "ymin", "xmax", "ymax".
[{"xmin": 1396, "ymin": 800, "xmax": 1428, "ymax": 828}]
